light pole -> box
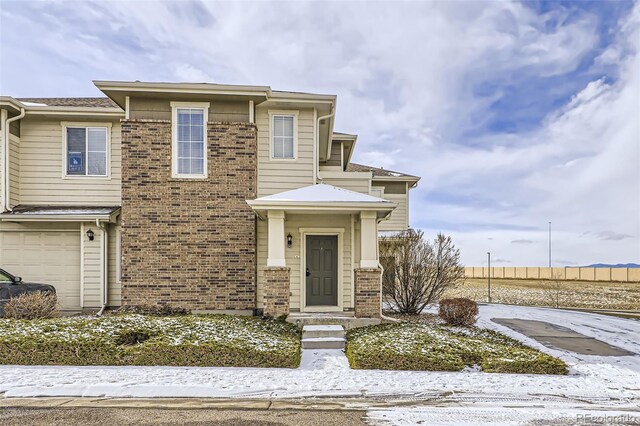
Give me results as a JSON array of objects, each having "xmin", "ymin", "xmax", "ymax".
[
  {"xmin": 548, "ymin": 221, "xmax": 552, "ymax": 269},
  {"xmin": 487, "ymin": 251, "xmax": 491, "ymax": 303}
]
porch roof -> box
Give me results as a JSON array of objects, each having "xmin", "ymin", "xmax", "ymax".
[{"xmin": 247, "ymin": 184, "xmax": 396, "ymax": 218}]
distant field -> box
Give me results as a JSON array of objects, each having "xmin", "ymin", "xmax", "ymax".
[{"xmin": 445, "ymin": 278, "xmax": 640, "ymax": 311}]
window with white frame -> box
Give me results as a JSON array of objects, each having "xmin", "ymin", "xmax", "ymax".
[
  {"xmin": 172, "ymin": 103, "xmax": 208, "ymax": 178},
  {"xmin": 271, "ymin": 114, "xmax": 295, "ymax": 159},
  {"xmin": 65, "ymin": 127, "xmax": 108, "ymax": 176}
]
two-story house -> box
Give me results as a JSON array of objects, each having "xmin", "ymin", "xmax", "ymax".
[{"xmin": 0, "ymin": 81, "xmax": 419, "ymax": 318}]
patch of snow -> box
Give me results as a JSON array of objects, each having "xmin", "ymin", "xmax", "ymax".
[
  {"xmin": 367, "ymin": 405, "xmax": 640, "ymax": 426},
  {"xmin": 302, "ymin": 325, "xmax": 344, "ymax": 332},
  {"xmin": 20, "ymin": 101, "xmax": 48, "ymax": 107}
]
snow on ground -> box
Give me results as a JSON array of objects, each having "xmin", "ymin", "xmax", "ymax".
[
  {"xmin": 367, "ymin": 406, "xmax": 640, "ymax": 426},
  {"xmin": 0, "ymin": 305, "xmax": 638, "ymax": 425}
]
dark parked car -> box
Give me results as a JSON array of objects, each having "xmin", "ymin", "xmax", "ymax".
[{"xmin": 0, "ymin": 268, "xmax": 56, "ymax": 316}]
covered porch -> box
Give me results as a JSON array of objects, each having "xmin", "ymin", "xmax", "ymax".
[{"xmin": 247, "ymin": 184, "xmax": 396, "ymax": 318}]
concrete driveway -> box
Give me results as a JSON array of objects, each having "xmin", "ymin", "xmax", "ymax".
[{"xmin": 491, "ymin": 318, "xmax": 635, "ymax": 356}]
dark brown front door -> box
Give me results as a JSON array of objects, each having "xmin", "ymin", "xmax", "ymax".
[{"xmin": 306, "ymin": 235, "xmax": 338, "ymax": 306}]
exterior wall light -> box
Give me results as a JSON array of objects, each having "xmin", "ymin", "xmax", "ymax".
[
  {"xmin": 86, "ymin": 229, "xmax": 95, "ymax": 241},
  {"xmin": 287, "ymin": 233, "xmax": 293, "ymax": 248}
]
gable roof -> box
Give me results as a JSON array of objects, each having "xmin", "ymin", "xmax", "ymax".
[
  {"xmin": 255, "ymin": 183, "xmax": 391, "ymax": 204},
  {"xmin": 17, "ymin": 97, "xmax": 119, "ymax": 108},
  {"xmin": 346, "ymin": 163, "xmax": 420, "ymax": 181},
  {"xmin": 246, "ymin": 184, "xmax": 396, "ymax": 219}
]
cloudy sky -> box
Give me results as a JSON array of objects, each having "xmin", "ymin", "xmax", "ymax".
[{"xmin": 1, "ymin": 0, "xmax": 638, "ymax": 266}]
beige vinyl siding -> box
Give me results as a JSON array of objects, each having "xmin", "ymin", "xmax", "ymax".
[
  {"xmin": 256, "ymin": 107, "xmax": 315, "ymax": 197},
  {"xmin": 321, "ymin": 142, "xmax": 342, "ymax": 167},
  {"xmin": 379, "ymin": 192, "xmax": 409, "ymax": 231},
  {"xmin": 321, "ymin": 176, "xmax": 371, "ymax": 194},
  {"xmin": 9, "ymin": 120, "xmax": 20, "ymax": 137},
  {"xmin": 8, "ymin": 134, "xmax": 19, "ymax": 208},
  {"xmin": 81, "ymin": 222, "xmax": 102, "ymax": 308},
  {"xmin": 257, "ymin": 214, "xmax": 354, "ymax": 311},
  {"xmin": 18, "ymin": 117, "xmax": 121, "ymax": 205},
  {"xmin": 107, "ymin": 222, "xmax": 121, "ymax": 306},
  {"xmin": 129, "ymin": 98, "xmax": 250, "ymax": 122}
]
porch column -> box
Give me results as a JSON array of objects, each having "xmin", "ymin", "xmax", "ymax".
[
  {"xmin": 360, "ymin": 210, "xmax": 378, "ymax": 268},
  {"xmin": 267, "ymin": 210, "xmax": 286, "ymax": 267}
]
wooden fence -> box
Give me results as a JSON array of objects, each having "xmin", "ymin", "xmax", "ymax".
[{"xmin": 464, "ymin": 267, "xmax": 640, "ymax": 282}]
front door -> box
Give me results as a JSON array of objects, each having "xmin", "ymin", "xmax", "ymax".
[{"xmin": 306, "ymin": 235, "xmax": 338, "ymax": 306}]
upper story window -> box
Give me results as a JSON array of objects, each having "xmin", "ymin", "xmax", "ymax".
[
  {"xmin": 65, "ymin": 126, "xmax": 108, "ymax": 177},
  {"xmin": 270, "ymin": 112, "xmax": 297, "ymax": 160},
  {"xmin": 171, "ymin": 101, "xmax": 209, "ymax": 178}
]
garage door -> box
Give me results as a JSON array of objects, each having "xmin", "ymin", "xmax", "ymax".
[{"xmin": 0, "ymin": 231, "xmax": 81, "ymax": 310}]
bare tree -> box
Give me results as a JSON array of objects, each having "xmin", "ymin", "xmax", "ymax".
[
  {"xmin": 380, "ymin": 229, "xmax": 465, "ymax": 314},
  {"xmin": 544, "ymin": 272, "xmax": 566, "ymax": 308}
]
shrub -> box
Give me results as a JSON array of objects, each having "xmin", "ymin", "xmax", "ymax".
[
  {"xmin": 114, "ymin": 329, "xmax": 153, "ymax": 346},
  {"xmin": 3, "ymin": 292, "xmax": 58, "ymax": 320},
  {"xmin": 381, "ymin": 230, "xmax": 465, "ymax": 314},
  {"xmin": 438, "ymin": 298, "xmax": 478, "ymax": 326},
  {"xmin": 115, "ymin": 304, "xmax": 190, "ymax": 316},
  {"xmin": 0, "ymin": 314, "xmax": 302, "ymax": 368},
  {"xmin": 346, "ymin": 322, "xmax": 568, "ymax": 375}
]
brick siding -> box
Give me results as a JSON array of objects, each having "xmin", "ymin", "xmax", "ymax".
[
  {"xmin": 354, "ymin": 268, "xmax": 382, "ymax": 318},
  {"xmin": 120, "ymin": 119, "xmax": 257, "ymax": 310},
  {"xmin": 263, "ymin": 267, "xmax": 291, "ymax": 317}
]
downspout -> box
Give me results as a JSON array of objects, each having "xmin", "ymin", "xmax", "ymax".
[
  {"xmin": 315, "ymin": 107, "xmax": 335, "ymax": 184},
  {"xmin": 96, "ymin": 219, "xmax": 109, "ymax": 316},
  {"xmin": 3, "ymin": 108, "xmax": 25, "ymax": 212}
]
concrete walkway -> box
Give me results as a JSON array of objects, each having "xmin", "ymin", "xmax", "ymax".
[{"xmin": 491, "ymin": 318, "xmax": 636, "ymax": 356}]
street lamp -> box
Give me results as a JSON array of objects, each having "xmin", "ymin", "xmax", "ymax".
[
  {"xmin": 548, "ymin": 221, "xmax": 552, "ymax": 269},
  {"xmin": 487, "ymin": 251, "xmax": 491, "ymax": 304}
]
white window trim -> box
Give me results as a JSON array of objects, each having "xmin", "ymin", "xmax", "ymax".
[
  {"xmin": 61, "ymin": 121, "xmax": 112, "ymax": 180},
  {"xmin": 268, "ymin": 110, "xmax": 298, "ymax": 161},
  {"xmin": 171, "ymin": 101, "xmax": 210, "ymax": 179}
]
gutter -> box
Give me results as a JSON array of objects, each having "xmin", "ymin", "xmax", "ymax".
[
  {"xmin": 2, "ymin": 107, "xmax": 25, "ymax": 212},
  {"xmin": 316, "ymin": 107, "xmax": 335, "ymax": 183}
]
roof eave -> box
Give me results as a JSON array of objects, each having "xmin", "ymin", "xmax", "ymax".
[
  {"xmin": 0, "ymin": 97, "xmax": 25, "ymax": 113},
  {"xmin": 372, "ymin": 175, "xmax": 421, "ymax": 184},
  {"xmin": 0, "ymin": 213, "xmax": 117, "ymax": 223},
  {"xmin": 246, "ymin": 200, "xmax": 396, "ymax": 209}
]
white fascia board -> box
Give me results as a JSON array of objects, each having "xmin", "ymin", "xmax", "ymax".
[
  {"xmin": 372, "ymin": 175, "xmax": 421, "ymax": 183},
  {"xmin": 26, "ymin": 107, "xmax": 124, "ymax": 117},
  {"xmin": 246, "ymin": 200, "xmax": 397, "ymax": 210},
  {"xmin": 0, "ymin": 214, "xmax": 115, "ymax": 222},
  {"xmin": 94, "ymin": 81, "xmax": 272, "ymax": 98},
  {"xmin": 318, "ymin": 171, "xmax": 373, "ymax": 179}
]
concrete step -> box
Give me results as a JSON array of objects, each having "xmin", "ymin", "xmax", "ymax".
[
  {"xmin": 288, "ymin": 315, "xmax": 380, "ymax": 330},
  {"xmin": 302, "ymin": 325, "xmax": 345, "ymax": 339},
  {"xmin": 301, "ymin": 337, "xmax": 345, "ymax": 350}
]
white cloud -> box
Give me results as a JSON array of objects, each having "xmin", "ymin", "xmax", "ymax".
[{"xmin": 1, "ymin": 0, "xmax": 637, "ymax": 266}]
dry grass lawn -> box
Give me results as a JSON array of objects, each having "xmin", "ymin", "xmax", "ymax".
[{"xmin": 445, "ymin": 278, "xmax": 640, "ymax": 311}]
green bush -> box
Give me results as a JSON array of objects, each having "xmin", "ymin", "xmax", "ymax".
[
  {"xmin": 0, "ymin": 314, "xmax": 301, "ymax": 368},
  {"xmin": 346, "ymin": 322, "xmax": 568, "ymax": 375}
]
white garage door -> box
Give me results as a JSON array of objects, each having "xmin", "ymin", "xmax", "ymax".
[{"xmin": 0, "ymin": 231, "xmax": 81, "ymax": 310}]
